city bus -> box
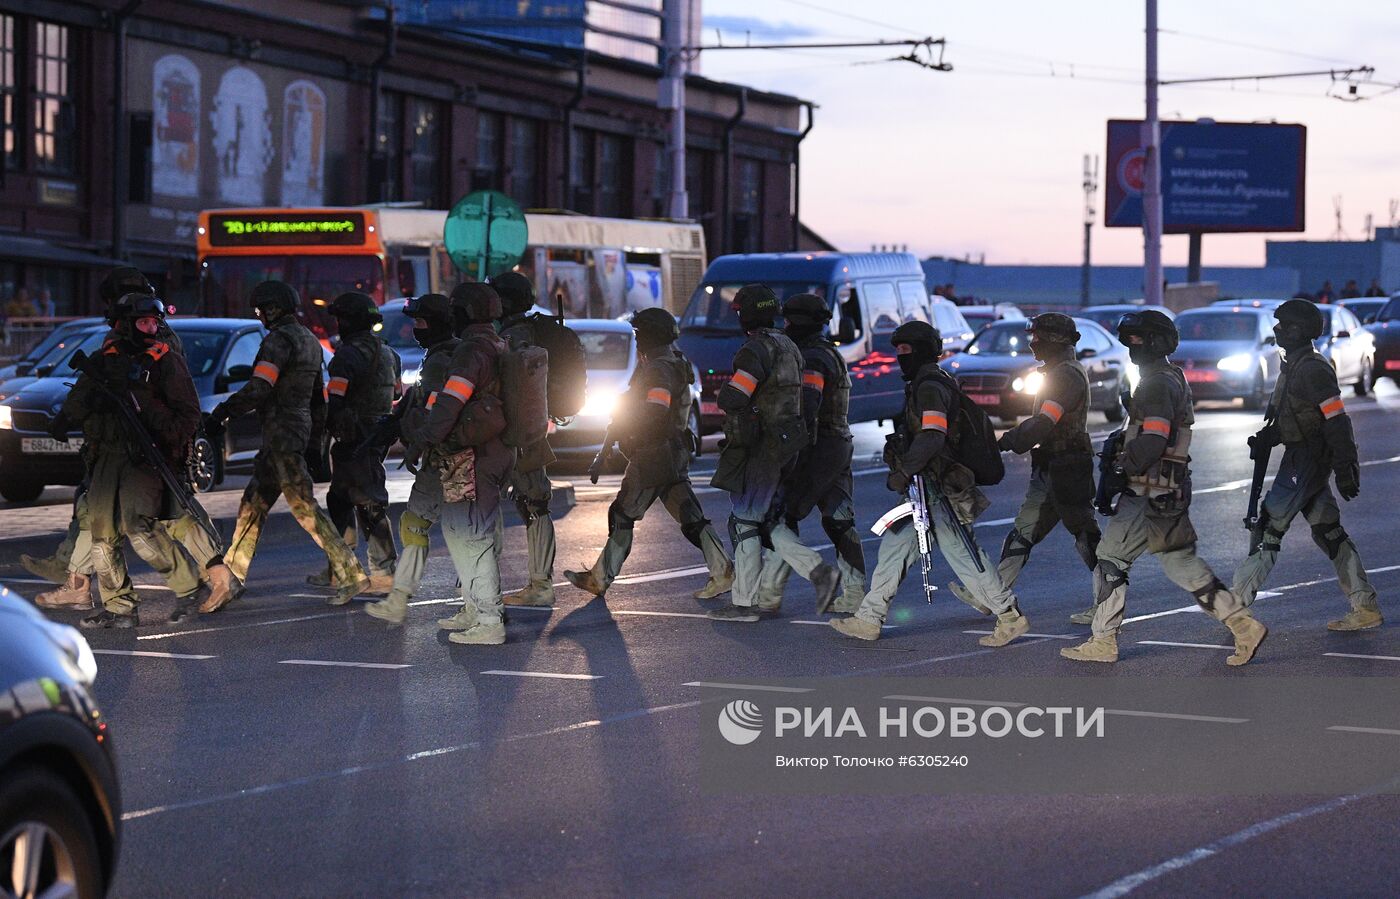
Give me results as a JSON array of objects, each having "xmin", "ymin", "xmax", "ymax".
[{"xmin": 195, "ymin": 206, "xmax": 706, "ymax": 339}]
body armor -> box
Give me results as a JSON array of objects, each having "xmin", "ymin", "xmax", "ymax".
[
  {"xmin": 261, "ymin": 320, "xmax": 325, "ymax": 453},
  {"xmin": 800, "ymin": 336, "xmax": 851, "ymax": 440},
  {"xmin": 1272, "ymin": 349, "xmax": 1329, "ymax": 447},
  {"xmin": 340, "ymin": 331, "xmax": 398, "ymax": 421},
  {"xmin": 1123, "ymin": 365, "xmax": 1193, "ymax": 498},
  {"xmin": 1036, "ymin": 358, "xmax": 1092, "ymax": 455},
  {"xmin": 747, "ymin": 328, "xmax": 805, "ymax": 449}
]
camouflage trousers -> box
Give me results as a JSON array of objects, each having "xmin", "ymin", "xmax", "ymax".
[
  {"xmin": 86, "ymin": 452, "xmax": 201, "ymax": 613},
  {"xmin": 62, "ymin": 489, "xmax": 222, "ymax": 581},
  {"xmin": 226, "ymin": 450, "xmax": 366, "ymax": 587},
  {"xmin": 505, "ymin": 463, "xmax": 555, "ymax": 590}
]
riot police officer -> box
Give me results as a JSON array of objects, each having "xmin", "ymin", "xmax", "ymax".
[
  {"xmin": 564, "ymin": 308, "xmax": 734, "ymax": 598},
  {"xmin": 311, "ymin": 291, "xmax": 401, "ymax": 595},
  {"xmin": 830, "ymin": 321, "xmax": 1031, "ymax": 646},
  {"xmin": 210, "ymin": 281, "xmax": 370, "ymax": 605},
  {"xmin": 1231, "ymin": 299, "xmax": 1380, "ymax": 630},
  {"xmin": 491, "ymin": 271, "xmax": 558, "ymax": 608},
  {"xmin": 365, "ymin": 293, "xmax": 460, "ymax": 624},
  {"xmin": 1061, "ymin": 310, "xmax": 1268, "ymax": 665},
  {"xmin": 951, "ymin": 313, "xmax": 1100, "ymax": 611},
  {"xmin": 707, "ymin": 284, "xmax": 840, "ymax": 621},
  {"xmin": 59, "ymin": 295, "xmax": 204, "ymax": 628},
  {"xmin": 754, "ymin": 293, "xmax": 865, "ymax": 613}
]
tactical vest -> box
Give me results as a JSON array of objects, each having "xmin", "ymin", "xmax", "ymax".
[
  {"xmin": 900, "ymin": 364, "xmax": 953, "ymax": 475},
  {"xmin": 654, "ymin": 350, "xmax": 694, "ymax": 436},
  {"xmin": 260, "ymin": 320, "xmax": 325, "ymax": 452},
  {"xmin": 417, "ymin": 337, "xmax": 460, "ymax": 405},
  {"xmin": 340, "ymin": 331, "xmax": 398, "ymax": 420},
  {"xmin": 1036, "ymin": 357, "xmax": 1092, "ymax": 454},
  {"xmin": 1123, "ymin": 364, "xmax": 1193, "ymax": 498},
  {"xmin": 747, "ymin": 328, "xmax": 804, "ymax": 439},
  {"xmin": 800, "ymin": 337, "xmax": 851, "ymax": 439},
  {"xmin": 1272, "ymin": 349, "xmax": 1328, "ymax": 447}
]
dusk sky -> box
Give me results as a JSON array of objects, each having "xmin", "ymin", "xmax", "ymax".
[{"xmin": 699, "ymin": 0, "xmax": 1400, "ymax": 267}]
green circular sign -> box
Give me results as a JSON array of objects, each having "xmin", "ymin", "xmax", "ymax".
[{"xmin": 443, "ymin": 190, "xmax": 529, "ymax": 280}]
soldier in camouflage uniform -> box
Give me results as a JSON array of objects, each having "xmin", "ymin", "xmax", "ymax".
[
  {"xmin": 209, "ymin": 281, "xmax": 369, "ymax": 606},
  {"xmin": 490, "ymin": 271, "xmax": 558, "ymax": 608},
  {"xmin": 365, "ymin": 293, "xmax": 461, "ymax": 624},
  {"xmin": 1062, "ymin": 310, "xmax": 1268, "ymax": 665},
  {"xmin": 307, "ymin": 291, "xmax": 402, "ymax": 595},
  {"xmin": 564, "ymin": 308, "xmax": 733, "ymax": 598},
  {"xmin": 707, "ymin": 284, "xmax": 840, "ymax": 622},
  {"xmin": 59, "ymin": 295, "xmax": 204, "ymax": 628},
  {"xmin": 950, "ymin": 313, "xmax": 1101, "ymax": 615},
  {"xmin": 754, "ymin": 293, "xmax": 865, "ymax": 614},
  {"xmin": 830, "ymin": 321, "xmax": 1031, "ymax": 646},
  {"xmin": 1232, "ymin": 299, "xmax": 1380, "ymax": 631}
]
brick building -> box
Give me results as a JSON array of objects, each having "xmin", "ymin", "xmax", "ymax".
[{"xmin": 0, "ymin": 0, "xmax": 810, "ymax": 314}]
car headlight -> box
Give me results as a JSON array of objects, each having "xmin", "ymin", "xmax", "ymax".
[
  {"xmin": 580, "ymin": 387, "xmax": 620, "ymax": 418},
  {"xmin": 1217, "ymin": 353, "xmax": 1254, "ymax": 372},
  {"xmin": 1011, "ymin": 371, "xmax": 1044, "ymax": 395},
  {"xmin": 0, "ymin": 405, "xmax": 10, "ymax": 429},
  {"xmin": 400, "ymin": 368, "xmax": 421, "ymax": 386}
]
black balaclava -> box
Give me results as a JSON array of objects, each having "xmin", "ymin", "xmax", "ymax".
[
  {"xmin": 413, "ymin": 320, "xmax": 452, "ymax": 349},
  {"xmin": 897, "ymin": 349, "xmax": 934, "ymax": 381}
]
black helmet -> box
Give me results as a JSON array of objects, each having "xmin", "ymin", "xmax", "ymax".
[
  {"xmin": 490, "ymin": 271, "xmax": 535, "ymax": 317},
  {"xmin": 782, "ymin": 293, "xmax": 832, "ymax": 325},
  {"xmin": 450, "ymin": 282, "xmax": 503, "ymax": 327},
  {"xmin": 1028, "ymin": 312, "xmax": 1080, "ymax": 345},
  {"xmin": 249, "ymin": 280, "xmax": 300, "ymax": 317},
  {"xmin": 1274, "ymin": 298, "xmax": 1325, "ymax": 340},
  {"xmin": 329, "ymin": 291, "xmax": 382, "ymax": 323},
  {"xmin": 731, "ymin": 283, "xmax": 780, "ymax": 329},
  {"xmin": 631, "ymin": 307, "xmax": 680, "ymax": 350},
  {"xmin": 115, "ymin": 293, "xmax": 166, "ymax": 321},
  {"xmin": 100, "ymin": 266, "xmax": 154, "ymax": 305},
  {"xmin": 1117, "ymin": 309, "xmax": 1178, "ymax": 355},
  {"xmin": 890, "ymin": 320, "xmax": 943, "ymax": 356},
  {"xmin": 403, "ymin": 292, "xmax": 453, "ymax": 327}
]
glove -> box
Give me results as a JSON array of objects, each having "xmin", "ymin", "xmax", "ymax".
[
  {"xmin": 1334, "ymin": 463, "xmax": 1360, "ymax": 501},
  {"xmin": 997, "ymin": 431, "xmax": 1014, "ymax": 453},
  {"xmin": 882, "ymin": 433, "xmax": 902, "ymax": 468},
  {"xmin": 886, "ymin": 470, "xmax": 911, "ymax": 495},
  {"xmin": 208, "ymin": 402, "xmax": 229, "ymax": 426},
  {"xmin": 48, "ymin": 414, "xmax": 71, "ymax": 442}
]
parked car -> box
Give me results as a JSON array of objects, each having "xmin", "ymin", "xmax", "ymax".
[
  {"xmin": 0, "ymin": 317, "xmax": 105, "ymax": 382},
  {"xmin": 376, "ymin": 297, "xmax": 423, "ymax": 391},
  {"xmin": 549, "ymin": 318, "xmax": 701, "ymax": 457},
  {"xmin": 929, "ymin": 296, "xmax": 977, "ymax": 357},
  {"xmin": 679, "ymin": 252, "xmax": 934, "ymax": 432},
  {"xmin": 0, "ymin": 584, "xmax": 120, "ymax": 898},
  {"xmin": 1170, "ymin": 306, "xmax": 1283, "ymax": 409},
  {"xmin": 1076, "ymin": 303, "xmax": 1174, "ymax": 334},
  {"xmin": 1210, "ymin": 298, "xmax": 1284, "ymax": 310},
  {"xmin": 1315, "ymin": 304, "xmax": 1375, "ymax": 396},
  {"xmin": 1364, "ymin": 295, "xmax": 1400, "ymax": 384},
  {"xmin": 0, "ymin": 324, "xmax": 108, "ymax": 402},
  {"xmin": 0, "ymin": 318, "xmax": 280, "ymax": 502},
  {"xmin": 957, "ymin": 303, "xmax": 1026, "ymax": 334},
  {"xmin": 1339, "ymin": 297, "xmax": 1387, "ymax": 325},
  {"xmin": 941, "ymin": 317, "xmax": 1130, "ymax": 424}
]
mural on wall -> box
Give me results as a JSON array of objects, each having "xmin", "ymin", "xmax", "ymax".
[
  {"xmin": 152, "ymin": 54, "xmax": 200, "ymax": 198},
  {"xmin": 210, "ymin": 66, "xmax": 274, "ymax": 205},
  {"xmin": 281, "ymin": 80, "xmax": 327, "ymax": 206}
]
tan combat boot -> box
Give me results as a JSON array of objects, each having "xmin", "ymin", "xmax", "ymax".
[
  {"xmin": 1060, "ymin": 634, "xmax": 1119, "ymax": 663},
  {"xmin": 830, "ymin": 616, "xmax": 881, "ymax": 641},
  {"xmin": 200, "ymin": 563, "xmax": 243, "ymax": 614},
  {"xmin": 1328, "ymin": 608, "xmax": 1383, "ymax": 631},
  {"xmin": 979, "ymin": 609, "xmax": 1030, "ymax": 647},
  {"xmin": 365, "ymin": 590, "xmax": 409, "ymax": 625},
  {"xmin": 564, "ymin": 569, "xmax": 605, "ymax": 597},
  {"xmin": 448, "ymin": 618, "xmax": 506, "ymax": 645},
  {"xmin": 21, "ymin": 553, "xmax": 69, "ymax": 585},
  {"xmin": 504, "ymin": 581, "xmax": 555, "ymax": 607},
  {"xmin": 694, "ymin": 566, "xmax": 735, "ymax": 600},
  {"xmin": 1225, "ymin": 612, "xmax": 1268, "ymax": 667},
  {"xmin": 35, "ymin": 573, "xmax": 93, "ymax": 610},
  {"xmin": 947, "ymin": 581, "xmax": 992, "ymax": 616}
]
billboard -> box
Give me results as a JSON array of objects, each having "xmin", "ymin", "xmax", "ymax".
[{"xmin": 1105, "ymin": 120, "xmax": 1306, "ymax": 233}]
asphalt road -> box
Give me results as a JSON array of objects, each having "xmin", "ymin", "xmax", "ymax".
[{"xmin": 6, "ymin": 384, "xmax": 1400, "ymax": 897}]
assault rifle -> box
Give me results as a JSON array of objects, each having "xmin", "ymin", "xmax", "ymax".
[
  {"xmin": 1244, "ymin": 425, "xmax": 1278, "ymax": 530},
  {"xmin": 927, "ymin": 474, "xmax": 985, "ymax": 575},
  {"xmin": 72, "ymin": 350, "xmax": 221, "ymax": 546},
  {"xmin": 588, "ymin": 426, "xmax": 616, "ymax": 485}
]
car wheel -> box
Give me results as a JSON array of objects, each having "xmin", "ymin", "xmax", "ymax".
[
  {"xmin": 0, "ymin": 472, "xmax": 44, "ymax": 503},
  {"xmin": 190, "ymin": 434, "xmax": 220, "ymax": 493},
  {"xmin": 1354, "ymin": 357, "xmax": 1373, "ymax": 397},
  {"xmin": 1241, "ymin": 372, "xmax": 1265, "ymax": 411},
  {"xmin": 0, "ymin": 767, "xmax": 104, "ymax": 899}
]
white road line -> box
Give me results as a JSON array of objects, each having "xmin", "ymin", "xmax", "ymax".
[
  {"xmin": 964, "ymin": 629, "xmax": 1078, "ymax": 640},
  {"xmin": 1136, "ymin": 640, "xmax": 1233, "ymax": 651},
  {"xmin": 1327, "ymin": 726, "xmax": 1400, "ymax": 737},
  {"xmin": 280, "ymin": 659, "xmax": 412, "ymax": 670},
  {"xmin": 480, "ymin": 670, "xmax": 601, "ymax": 680},
  {"xmin": 1104, "ymin": 709, "xmax": 1247, "ymax": 724},
  {"xmin": 791, "ymin": 620, "xmax": 897, "ymax": 629},
  {"xmin": 683, "ymin": 681, "xmax": 813, "ymax": 694},
  {"xmin": 610, "ymin": 609, "xmax": 712, "ymax": 620},
  {"xmin": 614, "ymin": 565, "xmax": 709, "ymax": 585},
  {"xmin": 289, "ymin": 593, "xmax": 327, "ymax": 599},
  {"xmin": 138, "ymin": 610, "xmax": 350, "ymax": 641},
  {"xmin": 1325, "ymin": 652, "xmax": 1400, "ymax": 663},
  {"xmin": 1123, "ymin": 606, "xmax": 1205, "ymax": 624},
  {"xmin": 883, "ymin": 694, "xmax": 1028, "ymax": 708},
  {"xmin": 92, "ymin": 650, "xmax": 216, "ymax": 660}
]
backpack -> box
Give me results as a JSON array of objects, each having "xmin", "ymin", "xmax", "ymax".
[
  {"xmin": 926, "ymin": 368, "xmax": 1005, "ymax": 486},
  {"xmin": 498, "ymin": 343, "xmax": 550, "ymax": 447},
  {"xmin": 527, "ymin": 313, "xmax": 587, "ymax": 419}
]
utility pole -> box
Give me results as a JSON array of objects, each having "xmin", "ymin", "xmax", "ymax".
[
  {"xmin": 663, "ymin": 0, "xmax": 689, "ymax": 219},
  {"xmin": 1143, "ymin": 0, "xmax": 1164, "ymax": 307},
  {"xmin": 1081, "ymin": 153, "xmax": 1098, "ymax": 307}
]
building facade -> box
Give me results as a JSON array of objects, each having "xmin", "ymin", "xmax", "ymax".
[{"xmin": 0, "ymin": 0, "xmax": 806, "ymax": 315}]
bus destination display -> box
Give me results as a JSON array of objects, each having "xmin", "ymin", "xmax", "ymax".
[{"xmin": 208, "ymin": 212, "xmax": 369, "ymax": 247}]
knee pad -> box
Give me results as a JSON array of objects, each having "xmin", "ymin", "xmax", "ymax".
[
  {"xmin": 1000, "ymin": 529, "xmax": 1034, "ymax": 561},
  {"xmin": 728, "ymin": 515, "xmax": 764, "ymax": 550},
  {"xmin": 399, "ymin": 510, "xmax": 432, "ymax": 548},
  {"xmin": 1310, "ymin": 521, "xmax": 1349, "ymax": 560},
  {"xmin": 1190, "ymin": 577, "xmax": 1228, "ymax": 613},
  {"xmin": 92, "ymin": 542, "xmax": 123, "ymax": 576},
  {"xmin": 607, "ymin": 501, "xmax": 637, "ymax": 535},
  {"xmin": 1248, "ymin": 510, "xmax": 1286, "ymax": 557},
  {"xmin": 822, "ymin": 515, "xmax": 866, "ymax": 573},
  {"xmin": 1074, "ymin": 530, "xmax": 1101, "ymax": 571},
  {"xmin": 1096, "ymin": 559, "xmax": 1128, "ymax": 594},
  {"xmin": 680, "ymin": 518, "xmax": 709, "ymax": 550}
]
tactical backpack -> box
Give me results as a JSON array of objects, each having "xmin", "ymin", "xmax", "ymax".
[
  {"xmin": 927, "ymin": 368, "xmax": 1005, "ymax": 486},
  {"xmin": 499, "ymin": 343, "xmax": 550, "ymax": 447},
  {"xmin": 527, "ymin": 313, "xmax": 587, "ymax": 419}
]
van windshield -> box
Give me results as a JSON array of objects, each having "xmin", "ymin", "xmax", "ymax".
[{"xmin": 680, "ymin": 283, "xmax": 826, "ymax": 332}]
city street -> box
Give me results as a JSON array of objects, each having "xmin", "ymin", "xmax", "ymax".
[{"xmin": 7, "ymin": 388, "xmax": 1400, "ymax": 897}]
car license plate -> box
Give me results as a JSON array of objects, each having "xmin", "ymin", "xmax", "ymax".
[
  {"xmin": 1183, "ymin": 369, "xmax": 1219, "ymax": 383},
  {"xmin": 701, "ymin": 401, "xmax": 720, "ymax": 416},
  {"xmin": 966, "ymin": 393, "xmax": 1000, "ymax": 406},
  {"xmin": 22, "ymin": 437, "xmax": 83, "ymax": 454}
]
